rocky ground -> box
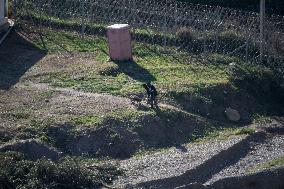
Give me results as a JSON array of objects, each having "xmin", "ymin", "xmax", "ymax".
[
  {"xmin": 110, "ymin": 122, "xmax": 284, "ymax": 188},
  {"xmin": 206, "ymin": 133, "xmax": 284, "ymax": 185},
  {"xmin": 112, "ymin": 135, "xmax": 246, "ymax": 188}
]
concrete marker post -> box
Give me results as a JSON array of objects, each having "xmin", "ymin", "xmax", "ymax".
[{"xmin": 107, "ymin": 24, "xmax": 133, "ymax": 61}]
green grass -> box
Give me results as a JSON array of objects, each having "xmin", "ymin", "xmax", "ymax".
[
  {"xmin": 28, "ymin": 28, "xmax": 231, "ymax": 99},
  {"xmin": 133, "ymin": 126, "xmax": 248, "ymax": 157},
  {"xmin": 234, "ymin": 127, "xmax": 255, "ymax": 135},
  {"xmin": 22, "ymin": 25, "xmax": 284, "ymax": 120},
  {"xmin": 37, "ymin": 90, "xmax": 56, "ymax": 99},
  {"xmin": 190, "ymin": 126, "xmax": 251, "ymax": 144},
  {"xmin": 35, "ymin": 29, "xmax": 109, "ymax": 61},
  {"xmin": 15, "ymin": 18, "xmax": 283, "ymax": 126},
  {"xmin": 253, "ymin": 115, "xmax": 274, "ymax": 125},
  {"xmin": 11, "ymin": 20, "xmax": 284, "ymax": 126},
  {"xmin": 0, "ymin": 111, "xmax": 30, "ymax": 120},
  {"xmin": 3, "ymin": 11, "xmax": 281, "ymax": 189},
  {"xmin": 70, "ymin": 108, "xmax": 156, "ymax": 127},
  {"xmin": 71, "ymin": 115, "xmax": 105, "ymax": 126},
  {"xmin": 260, "ymin": 156, "xmax": 284, "ymax": 169},
  {"xmin": 249, "ymin": 155, "xmax": 284, "ymax": 173}
]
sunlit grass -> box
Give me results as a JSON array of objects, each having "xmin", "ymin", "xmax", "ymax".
[{"xmin": 28, "ymin": 29, "xmax": 232, "ymax": 99}]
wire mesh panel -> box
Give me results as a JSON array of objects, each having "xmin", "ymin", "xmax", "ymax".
[{"xmin": 14, "ymin": 0, "xmax": 284, "ymax": 64}]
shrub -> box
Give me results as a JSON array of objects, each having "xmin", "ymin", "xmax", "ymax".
[
  {"xmin": 176, "ymin": 27, "xmax": 194, "ymax": 44},
  {"xmin": 229, "ymin": 63, "xmax": 284, "ymax": 112},
  {"xmin": 268, "ymin": 32, "xmax": 284, "ymax": 55},
  {"xmin": 0, "ymin": 152, "xmax": 122, "ymax": 189},
  {"xmin": 219, "ymin": 31, "xmax": 245, "ymax": 48}
]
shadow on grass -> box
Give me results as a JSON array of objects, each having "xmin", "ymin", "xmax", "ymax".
[
  {"xmin": 112, "ymin": 60, "xmax": 156, "ymax": 82},
  {"xmin": 168, "ymin": 66, "xmax": 284, "ymax": 124},
  {"xmin": 0, "ymin": 30, "xmax": 47, "ymax": 90},
  {"xmin": 44, "ymin": 104, "xmax": 242, "ymax": 160}
]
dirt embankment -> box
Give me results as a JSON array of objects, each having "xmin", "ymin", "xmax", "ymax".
[
  {"xmin": 45, "ymin": 107, "xmax": 214, "ymax": 158},
  {"xmin": 0, "ymin": 139, "xmax": 62, "ymax": 160}
]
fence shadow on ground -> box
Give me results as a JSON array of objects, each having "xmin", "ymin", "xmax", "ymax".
[
  {"xmin": 134, "ymin": 132, "xmax": 267, "ymax": 188},
  {"xmin": 0, "ymin": 30, "xmax": 47, "ymax": 90}
]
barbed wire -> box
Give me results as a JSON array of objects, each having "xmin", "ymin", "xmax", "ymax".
[{"xmin": 15, "ymin": 0, "xmax": 284, "ymax": 64}]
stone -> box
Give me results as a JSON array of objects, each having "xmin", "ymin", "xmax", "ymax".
[{"xmin": 225, "ymin": 107, "xmax": 241, "ymax": 122}]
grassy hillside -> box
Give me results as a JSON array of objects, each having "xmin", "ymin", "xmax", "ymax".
[{"xmin": 0, "ymin": 17, "xmax": 283, "ymax": 187}]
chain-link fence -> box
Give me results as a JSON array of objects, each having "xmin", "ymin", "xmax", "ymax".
[{"xmin": 14, "ymin": 0, "xmax": 284, "ymax": 64}]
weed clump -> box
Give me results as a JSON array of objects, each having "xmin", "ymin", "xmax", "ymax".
[
  {"xmin": 219, "ymin": 31, "xmax": 243, "ymax": 44},
  {"xmin": 235, "ymin": 127, "xmax": 255, "ymax": 135},
  {"xmin": 0, "ymin": 151, "xmax": 122, "ymax": 189},
  {"xmin": 177, "ymin": 27, "xmax": 194, "ymax": 44}
]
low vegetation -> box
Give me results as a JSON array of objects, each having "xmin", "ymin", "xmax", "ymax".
[
  {"xmin": 0, "ymin": 152, "xmax": 122, "ymax": 189},
  {"xmin": 259, "ymin": 156, "xmax": 284, "ymax": 169},
  {"xmin": 249, "ymin": 155, "xmax": 284, "ymax": 173}
]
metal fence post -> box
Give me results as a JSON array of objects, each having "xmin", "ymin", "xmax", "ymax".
[
  {"xmin": 4, "ymin": 0, "xmax": 7, "ymax": 17},
  {"xmin": 39, "ymin": 2, "xmax": 43, "ymax": 31},
  {"xmin": 260, "ymin": 0, "xmax": 265, "ymax": 63},
  {"xmin": 163, "ymin": 0, "xmax": 168, "ymax": 52},
  {"xmin": 81, "ymin": 0, "xmax": 86, "ymax": 38},
  {"xmin": 245, "ymin": 34, "xmax": 249, "ymax": 62},
  {"xmin": 174, "ymin": 0, "xmax": 178, "ymax": 56},
  {"xmin": 123, "ymin": 0, "xmax": 126, "ymax": 23},
  {"xmin": 13, "ymin": 0, "xmax": 17, "ymax": 19},
  {"xmin": 203, "ymin": 19, "xmax": 207, "ymax": 55},
  {"xmin": 132, "ymin": 0, "xmax": 137, "ymax": 52}
]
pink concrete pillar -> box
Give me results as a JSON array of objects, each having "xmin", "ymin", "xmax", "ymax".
[{"xmin": 107, "ymin": 24, "xmax": 132, "ymax": 61}]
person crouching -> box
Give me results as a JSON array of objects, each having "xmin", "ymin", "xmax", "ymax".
[{"xmin": 142, "ymin": 82, "xmax": 158, "ymax": 108}]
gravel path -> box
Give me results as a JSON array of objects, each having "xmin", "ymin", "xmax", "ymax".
[
  {"xmin": 112, "ymin": 135, "xmax": 246, "ymax": 188},
  {"xmin": 112, "ymin": 125, "xmax": 284, "ymax": 189},
  {"xmin": 205, "ymin": 134, "xmax": 284, "ymax": 185}
]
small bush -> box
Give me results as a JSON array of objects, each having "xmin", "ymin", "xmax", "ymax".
[
  {"xmin": 0, "ymin": 152, "xmax": 122, "ymax": 189},
  {"xmin": 229, "ymin": 63, "xmax": 284, "ymax": 110},
  {"xmin": 177, "ymin": 27, "xmax": 194, "ymax": 44},
  {"xmin": 268, "ymin": 32, "xmax": 284, "ymax": 55},
  {"xmin": 218, "ymin": 31, "xmax": 245, "ymax": 49}
]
